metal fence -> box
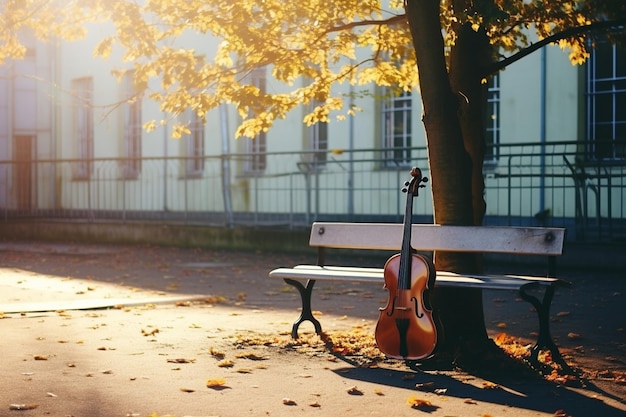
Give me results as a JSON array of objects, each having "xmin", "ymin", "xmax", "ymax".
[{"xmin": 1, "ymin": 141, "xmax": 624, "ymax": 243}]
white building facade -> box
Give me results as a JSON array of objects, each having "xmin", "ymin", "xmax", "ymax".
[{"xmin": 0, "ymin": 25, "xmax": 624, "ymax": 242}]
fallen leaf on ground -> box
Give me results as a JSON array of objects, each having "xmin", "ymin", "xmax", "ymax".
[
  {"xmin": 464, "ymin": 398, "xmax": 478, "ymax": 404},
  {"xmin": 9, "ymin": 404, "xmax": 39, "ymax": 410},
  {"xmin": 546, "ymin": 370, "xmax": 578, "ymax": 385},
  {"xmin": 33, "ymin": 355, "xmax": 48, "ymax": 361},
  {"xmin": 282, "ymin": 398, "xmax": 297, "ymax": 406},
  {"xmin": 567, "ymin": 332, "xmax": 582, "ymax": 339},
  {"xmin": 308, "ymin": 401, "xmax": 321, "ymax": 407},
  {"xmin": 206, "ymin": 378, "xmax": 226, "ymax": 388},
  {"xmin": 347, "ymin": 386, "xmax": 363, "ymax": 395},
  {"xmin": 406, "ymin": 396, "xmax": 434, "ymax": 409},
  {"xmin": 167, "ymin": 358, "xmax": 195, "ymax": 364},
  {"xmin": 179, "ymin": 387, "xmax": 195, "ymax": 393},
  {"xmin": 235, "ymin": 351, "xmax": 267, "ymax": 360},
  {"xmin": 209, "ymin": 347, "xmax": 225, "ymax": 359},
  {"xmin": 141, "ymin": 328, "xmax": 159, "ymax": 337},
  {"xmin": 482, "ymin": 381, "xmax": 500, "ymax": 389},
  {"xmin": 217, "ymin": 359, "xmax": 234, "ymax": 368},
  {"xmin": 203, "ymin": 295, "xmax": 228, "ymax": 304}
]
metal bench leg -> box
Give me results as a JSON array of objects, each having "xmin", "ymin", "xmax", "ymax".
[
  {"xmin": 519, "ymin": 283, "xmax": 572, "ymax": 373},
  {"xmin": 283, "ymin": 278, "xmax": 322, "ymax": 338}
]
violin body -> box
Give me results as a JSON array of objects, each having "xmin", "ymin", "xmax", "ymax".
[
  {"xmin": 374, "ymin": 167, "xmax": 439, "ymax": 360},
  {"xmin": 375, "ymin": 252, "xmax": 437, "ymax": 360}
]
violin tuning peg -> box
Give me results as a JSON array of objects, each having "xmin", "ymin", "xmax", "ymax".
[
  {"xmin": 422, "ymin": 177, "xmax": 429, "ymax": 183},
  {"xmin": 404, "ymin": 181, "xmax": 410, "ymax": 187},
  {"xmin": 402, "ymin": 188, "xmax": 408, "ymax": 193}
]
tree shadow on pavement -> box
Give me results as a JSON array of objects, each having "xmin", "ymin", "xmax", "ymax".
[{"xmin": 333, "ymin": 363, "xmax": 626, "ymax": 417}]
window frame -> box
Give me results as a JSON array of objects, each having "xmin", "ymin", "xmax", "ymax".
[
  {"xmin": 73, "ymin": 77, "xmax": 93, "ymax": 180},
  {"xmin": 586, "ymin": 38, "xmax": 626, "ymax": 161},
  {"xmin": 243, "ymin": 67, "xmax": 267, "ymax": 174},
  {"xmin": 122, "ymin": 71, "xmax": 142, "ymax": 179},
  {"xmin": 484, "ymin": 74, "xmax": 501, "ymax": 164},
  {"xmin": 381, "ymin": 88, "xmax": 412, "ymax": 167},
  {"xmin": 184, "ymin": 108, "xmax": 205, "ymax": 177}
]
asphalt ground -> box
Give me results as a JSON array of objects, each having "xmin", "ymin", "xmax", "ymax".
[{"xmin": 0, "ymin": 241, "xmax": 624, "ymax": 417}]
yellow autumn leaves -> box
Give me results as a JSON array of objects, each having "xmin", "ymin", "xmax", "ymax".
[{"xmin": 2, "ymin": 0, "xmax": 619, "ymax": 141}]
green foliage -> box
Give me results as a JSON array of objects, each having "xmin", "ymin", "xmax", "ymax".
[{"xmin": 1, "ymin": 0, "xmax": 624, "ymax": 137}]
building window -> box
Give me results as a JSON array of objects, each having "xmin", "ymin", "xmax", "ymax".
[
  {"xmin": 243, "ymin": 67, "xmax": 267, "ymax": 173},
  {"xmin": 122, "ymin": 71, "xmax": 142, "ymax": 178},
  {"xmin": 586, "ymin": 39, "xmax": 626, "ymax": 160},
  {"xmin": 484, "ymin": 74, "xmax": 500, "ymax": 162},
  {"xmin": 73, "ymin": 77, "xmax": 93, "ymax": 179},
  {"xmin": 183, "ymin": 109, "xmax": 205, "ymax": 176},
  {"xmin": 302, "ymin": 98, "xmax": 329, "ymax": 170},
  {"xmin": 382, "ymin": 89, "xmax": 412, "ymax": 166},
  {"xmin": 309, "ymin": 120, "xmax": 328, "ymax": 168}
]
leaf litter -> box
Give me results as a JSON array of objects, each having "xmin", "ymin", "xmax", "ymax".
[{"xmin": 232, "ymin": 325, "xmax": 613, "ymax": 392}]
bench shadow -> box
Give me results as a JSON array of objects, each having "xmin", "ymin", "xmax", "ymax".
[{"xmin": 332, "ymin": 361, "xmax": 625, "ymax": 416}]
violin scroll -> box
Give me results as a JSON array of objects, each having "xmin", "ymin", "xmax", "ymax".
[{"xmin": 402, "ymin": 167, "xmax": 429, "ymax": 196}]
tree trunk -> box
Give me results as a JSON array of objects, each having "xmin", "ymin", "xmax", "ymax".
[
  {"xmin": 405, "ymin": 0, "xmax": 490, "ymax": 356},
  {"xmin": 449, "ymin": 22, "xmax": 490, "ymax": 228}
]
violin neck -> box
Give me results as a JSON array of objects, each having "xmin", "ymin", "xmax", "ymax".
[{"xmin": 398, "ymin": 189, "xmax": 414, "ymax": 290}]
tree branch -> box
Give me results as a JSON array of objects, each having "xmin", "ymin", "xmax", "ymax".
[
  {"xmin": 325, "ymin": 14, "xmax": 407, "ymax": 34},
  {"xmin": 482, "ymin": 17, "xmax": 626, "ymax": 78}
]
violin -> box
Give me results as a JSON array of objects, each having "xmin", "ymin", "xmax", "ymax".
[{"xmin": 375, "ymin": 167, "xmax": 439, "ymax": 360}]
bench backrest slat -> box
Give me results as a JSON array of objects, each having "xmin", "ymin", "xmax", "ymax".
[{"xmin": 309, "ymin": 222, "xmax": 565, "ymax": 255}]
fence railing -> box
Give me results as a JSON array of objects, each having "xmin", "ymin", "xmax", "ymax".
[{"xmin": 1, "ymin": 141, "xmax": 624, "ymax": 243}]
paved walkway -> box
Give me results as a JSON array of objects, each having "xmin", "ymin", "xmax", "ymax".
[{"xmin": 0, "ymin": 242, "xmax": 624, "ymax": 417}]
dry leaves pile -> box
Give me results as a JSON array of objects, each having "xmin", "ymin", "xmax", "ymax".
[
  {"xmin": 234, "ymin": 325, "xmax": 386, "ymax": 367},
  {"xmin": 493, "ymin": 332, "xmax": 626, "ymax": 386},
  {"xmin": 234, "ymin": 326, "xmax": 624, "ymax": 388},
  {"xmin": 493, "ymin": 332, "xmax": 580, "ymax": 382}
]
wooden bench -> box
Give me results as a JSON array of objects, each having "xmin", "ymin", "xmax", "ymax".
[{"xmin": 269, "ymin": 222, "xmax": 571, "ymax": 369}]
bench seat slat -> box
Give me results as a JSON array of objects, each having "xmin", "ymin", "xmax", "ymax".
[
  {"xmin": 270, "ymin": 265, "xmax": 570, "ymax": 291},
  {"xmin": 310, "ymin": 222, "xmax": 565, "ymax": 256}
]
